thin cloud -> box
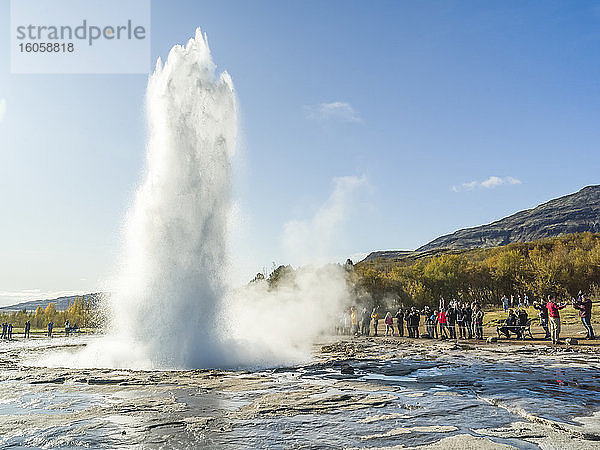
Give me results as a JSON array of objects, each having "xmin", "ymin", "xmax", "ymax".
[
  {"xmin": 304, "ymin": 101, "xmax": 362, "ymax": 123},
  {"xmin": 0, "ymin": 98, "xmax": 6, "ymax": 122},
  {"xmin": 282, "ymin": 175, "xmax": 368, "ymax": 265},
  {"xmin": 452, "ymin": 176, "xmax": 522, "ymax": 192}
]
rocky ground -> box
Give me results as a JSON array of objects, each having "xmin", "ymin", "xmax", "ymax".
[{"xmin": 1, "ymin": 335, "xmax": 599, "ymax": 448}]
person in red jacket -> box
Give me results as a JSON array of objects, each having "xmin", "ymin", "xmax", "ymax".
[
  {"xmin": 438, "ymin": 309, "xmax": 448, "ymax": 339},
  {"xmin": 573, "ymin": 294, "xmax": 594, "ymax": 339},
  {"xmin": 546, "ymin": 294, "xmax": 567, "ymax": 344}
]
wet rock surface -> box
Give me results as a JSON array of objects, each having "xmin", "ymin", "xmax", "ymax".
[{"xmin": 1, "ymin": 335, "xmax": 599, "ymax": 448}]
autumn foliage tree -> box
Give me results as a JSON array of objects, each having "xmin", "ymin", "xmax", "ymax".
[
  {"xmin": 0, "ymin": 295, "xmax": 99, "ymax": 330},
  {"xmin": 354, "ymin": 232, "xmax": 600, "ymax": 309}
]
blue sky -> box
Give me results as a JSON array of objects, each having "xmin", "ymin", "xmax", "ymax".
[{"xmin": 1, "ymin": 0, "xmax": 599, "ymax": 304}]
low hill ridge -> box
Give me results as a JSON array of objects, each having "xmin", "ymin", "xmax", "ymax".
[
  {"xmin": 417, "ymin": 185, "xmax": 600, "ymax": 252},
  {"xmin": 0, "ymin": 293, "xmax": 103, "ymax": 312}
]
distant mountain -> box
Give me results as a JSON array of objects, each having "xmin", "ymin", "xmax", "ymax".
[
  {"xmin": 417, "ymin": 185, "xmax": 600, "ymax": 252},
  {"xmin": 362, "ymin": 250, "xmax": 415, "ymax": 261},
  {"xmin": 361, "ymin": 248, "xmax": 450, "ymax": 263},
  {"xmin": 0, "ymin": 293, "xmax": 104, "ymax": 312}
]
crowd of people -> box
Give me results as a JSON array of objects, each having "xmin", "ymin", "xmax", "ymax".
[
  {"xmin": 1, "ymin": 320, "xmax": 30, "ymax": 340},
  {"xmin": 501, "ymin": 293, "xmax": 530, "ymax": 311},
  {"xmin": 0, "ymin": 319, "xmax": 82, "ymax": 341},
  {"xmin": 534, "ymin": 292, "xmax": 595, "ymax": 344},
  {"xmin": 340, "ymin": 299, "xmax": 486, "ymax": 340},
  {"xmin": 1, "ymin": 321, "xmax": 14, "ymax": 340},
  {"xmin": 338, "ymin": 291, "xmax": 595, "ymax": 344}
]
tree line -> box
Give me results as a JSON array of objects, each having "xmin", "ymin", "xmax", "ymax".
[
  {"xmin": 0, "ymin": 296, "xmax": 97, "ymax": 329},
  {"xmin": 352, "ymin": 232, "xmax": 600, "ymax": 309}
]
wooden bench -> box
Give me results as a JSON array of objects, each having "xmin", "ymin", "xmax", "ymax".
[{"xmin": 496, "ymin": 318, "xmax": 534, "ymax": 340}]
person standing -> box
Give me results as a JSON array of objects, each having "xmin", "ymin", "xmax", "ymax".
[
  {"xmin": 384, "ymin": 312, "xmax": 394, "ymax": 336},
  {"xmin": 546, "ymin": 295, "xmax": 567, "ymax": 344},
  {"xmin": 371, "ymin": 308, "xmax": 379, "ymax": 337},
  {"xmin": 410, "ymin": 307, "xmax": 420, "ymax": 338},
  {"xmin": 7, "ymin": 323, "xmax": 13, "ymax": 340},
  {"xmin": 361, "ymin": 307, "xmax": 370, "ymax": 336},
  {"xmin": 533, "ymin": 300, "xmax": 550, "ymax": 339},
  {"xmin": 573, "ymin": 294, "xmax": 594, "ymax": 339},
  {"xmin": 438, "ymin": 309, "xmax": 448, "ymax": 339},
  {"xmin": 1, "ymin": 322, "xmax": 6, "ymax": 339},
  {"xmin": 408, "ymin": 309, "xmax": 416, "ymax": 338},
  {"xmin": 24, "ymin": 320, "xmax": 31, "ymax": 339},
  {"xmin": 501, "ymin": 295, "xmax": 509, "ymax": 312},
  {"xmin": 425, "ymin": 312, "xmax": 432, "ymax": 337},
  {"xmin": 47, "ymin": 321, "xmax": 54, "ymax": 338},
  {"xmin": 343, "ymin": 309, "xmax": 351, "ymax": 335},
  {"xmin": 395, "ymin": 308, "xmax": 404, "ymax": 337},
  {"xmin": 350, "ymin": 308, "xmax": 358, "ymax": 336},
  {"xmin": 473, "ymin": 305, "xmax": 484, "ymax": 339},
  {"xmin": 464, "ymin": 302, "xmax": 473, "ymax": 339},
  {"xmin": 456, "ymin": 303, "xmax": 466, "ymax": 339},
  {"xmin": 446, "ymin": 304, "xmax": 456, "ymax": 339},
  {"xmin": 430, "ymin": 310, "xmax": 439, "ymax": 339}
]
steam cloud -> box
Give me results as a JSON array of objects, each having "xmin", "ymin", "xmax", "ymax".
[
  {"xmin": 282, "ymin": 176, "xmax": 368, "ymax": 266},
  {"xmin": 40, "ymin": 30, "xmax": 361, "ymax": 370}
]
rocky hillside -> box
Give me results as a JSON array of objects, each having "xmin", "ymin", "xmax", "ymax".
[
  {"xmin": 416, "ymin": 185, "xmax": 600, "ymax": 252},
  {"xmin": 361, "ymin": 248, "xmax": 451, "ymax": 263},
  {"xmin": 0, "ymin": 293, "xmax": 103, "ymax": 312}
]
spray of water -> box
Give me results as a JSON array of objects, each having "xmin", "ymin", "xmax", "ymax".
[
  {"xmin": 35, "ymin": 29, "xmax": 353, "ymax": 370},
  {"xmin": 102, "ymin": 29, "xmax": 237, "ymax": 368}
]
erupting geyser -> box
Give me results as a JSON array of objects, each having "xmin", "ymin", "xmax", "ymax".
[
  {"xmin": 46, "ymin": 28, "xmax": 350, "ymax": 371},
  {"xmin": 107, "ymin": 28, "xmax": 237, "ymax": 368}
]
